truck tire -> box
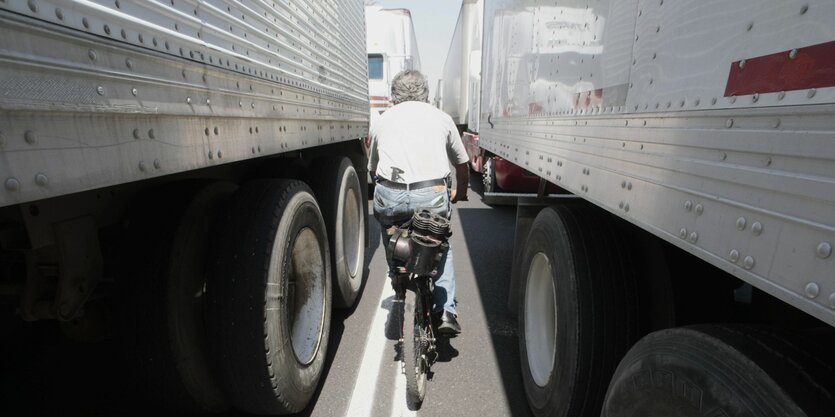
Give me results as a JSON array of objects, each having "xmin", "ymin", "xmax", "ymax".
[
  {"xmin": 207, "ymin": 179, "xmax": 331, "ymax": 415},
  {"xmin": 602, "ymin": 325, "xmax": 835, "ymax": 417},
  {"xmin": 483, "ymin": 157, "xmax": 500, "ymax": 193},
  {"xmin": 118, "ymin": 181, "xmax": 234, "ymax": 413},
  {"xmin": 166, "ymin": 182, "xmax": 237, "ymax": 412},
  {"xmin": 308, "ymin": 157, "xmax": 366, "ymax": 309},
  {"xmin": 518, "ymin": 204, "xmax": 646, "ymax": 417}
]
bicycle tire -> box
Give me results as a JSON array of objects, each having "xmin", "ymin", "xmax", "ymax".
[{"xmin": 404, "ymin": 289, "xmax": 428, "ymax": 406}]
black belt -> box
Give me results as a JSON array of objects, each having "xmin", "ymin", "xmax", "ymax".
[{"xmin": 378, "ymin": 178, "xmax": 446, "ymax": 191}]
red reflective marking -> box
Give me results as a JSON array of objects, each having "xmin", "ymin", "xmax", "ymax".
[
  {"xmin": 369, "ymin": 95, "xmax": 389, "ymax": 101},
  {"xmin": 529, "ymin": 102, "xmax": 543, "ymax": 113},
  {"xmin": 573, "ymin": 88, "xmax": 603, "ymax": 109},
  {"xmin": 725, "ymin": 40, "xmax": 835, "ymax": 96}
]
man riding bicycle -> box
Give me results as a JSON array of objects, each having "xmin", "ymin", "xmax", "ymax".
[{"xmin": 368, "ymin": 69, "xmax": 469, "ymax": 335}]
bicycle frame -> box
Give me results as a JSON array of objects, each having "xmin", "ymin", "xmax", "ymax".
[
  {"xmin": 407, "ymin": 273, "xmax": 437, "ymax": 355},
  {"xmin": 386, "ymin": 208, "xmax": 452, "ymax": 406}
]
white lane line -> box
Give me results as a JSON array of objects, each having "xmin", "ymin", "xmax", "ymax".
[
  {"xmin": 390, "ymin": 361, "xmax": 417, "ymax": 417},
  {"xmin": 345, "ymin": 280, "xmax": 395, "ymax": 417}
]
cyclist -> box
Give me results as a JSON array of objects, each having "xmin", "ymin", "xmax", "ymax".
[{"xmin": 369, "ymin": 69, "xmax": 469, "ymax": 335}]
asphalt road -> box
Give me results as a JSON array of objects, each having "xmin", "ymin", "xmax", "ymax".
[
  {"xmin": 294, "ymin": 180, "xmax": 532, "ymax": 417},
  {"xmin": 0, "ymin": 177, "xmax": 533, "ymax": 417}
]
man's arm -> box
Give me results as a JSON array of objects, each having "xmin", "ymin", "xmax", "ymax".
[
  {"xmin": 368, "ymin": 114, "xmax": 380, "ymax": 177},
  {"xmin": 367, "ymin": 136, "xmax": 378, "ymax": 180},
  {"xmin": 451, "ymin": 162, "xmax": 469, "ymax": 203},
  {"xmin": 443, "ymin": 114, "xmax": 469, "ymax": 203}
]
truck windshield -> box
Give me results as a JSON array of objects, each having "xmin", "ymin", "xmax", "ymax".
[{"xmin": 368, "ymin": 54, "xmax": 384, "ymax": 79}]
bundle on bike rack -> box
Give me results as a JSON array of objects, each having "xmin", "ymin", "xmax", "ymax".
[{"xmin": 388, "ymin": 209, "xmax": 452, "ymax": 277}]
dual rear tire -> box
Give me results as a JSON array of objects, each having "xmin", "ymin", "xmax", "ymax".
[
  {"xmin": 482, "ymin": 157, "xmax": 500, "ymax": 193},
  {"xmin": 308, "ymin": 157, "xmax": 366, "ymax": 309},
  {"xmin": 119, "ymin": 181, "xmax": 234, "ymax": 413},
  {"xmin": 208, "ymin": 179, "xmax": 331, "ymax": 414},
  {"xmin": 518, "ymin": 203, "xmax": 835, "ymax": 417},
  {"xmin": 603, "ymin": 325, "xmax": 835, "ymax": 417},
  {"xmin": 119, "ymin": 157, "xmax": 365, "ymax": 414},
  {"xmin": 518, "ymin": 204, "xmax": 645, "ymax": 416}
]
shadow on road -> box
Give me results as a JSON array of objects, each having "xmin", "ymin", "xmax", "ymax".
[
  {"xmin": 0, "ymin": 214, "xmax": 388, "ymax": 417},
  {"xmin": 0, "ymin": 176, "xmax": 531, "ymax": 416},
  {"xmin": 452, "ymin": 172, "xmax": 533, "ymax": 416}
]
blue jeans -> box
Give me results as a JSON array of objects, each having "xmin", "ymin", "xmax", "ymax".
[{"xmin": 373, "ymin": 183, "xmax": 457, "ymax": 314}]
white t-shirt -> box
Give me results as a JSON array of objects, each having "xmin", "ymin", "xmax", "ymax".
[{"xmin": 368, "ymin": 101, "xmax": 469, "ymax": 183}]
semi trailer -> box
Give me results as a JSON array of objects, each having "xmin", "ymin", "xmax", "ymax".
[
  {"xmin": 476, "ymin": 0, "xmax": 835, "ymax": 415},
  {"xmin": 0, "ymin": 0, "xmax": 369, "ymax": 414},
  {"xmin": 442, "ymin": 0, "xmax": 557, "ymax": 197},
  {"xmin": 365, "ymin": 4, "xmax": 420, "ymax": 116}
]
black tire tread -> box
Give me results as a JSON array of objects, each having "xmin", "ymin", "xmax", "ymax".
[
  {"xmin": 692, "ymin": 324, "xmax": 835, "ymax": 417},
  {"xmin": 403, "ymin": 289, "xmax": 425, "ymax": 407},
  {"xmin": 307, "ymin": 156, "xmax": 365, "ymax": 309},
  {"xmin": 519, "ymin": 203, "xmax": 647, "ymax": 417},
  {"xmin": 207, "ymin": 179, "xmax": 330, "ymax": 415},
  {"xmin": 603, "ymin": 324, "xmax": 835, "ymax": 417},
  {"xmin": 118, "ymin": 181, "xmax": 229, "ymax": 413}
]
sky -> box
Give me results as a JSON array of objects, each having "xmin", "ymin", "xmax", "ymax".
[{"xmin": 372, "ymin": 0, "xmax": 463, "ymax": 99}]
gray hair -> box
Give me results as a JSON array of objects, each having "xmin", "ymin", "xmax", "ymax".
[{"xmin": 391, "ymin": 70, "xmax": 429, "ymax": 104}]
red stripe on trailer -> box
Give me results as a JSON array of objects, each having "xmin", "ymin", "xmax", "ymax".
[
  {"xmin": 569, "ymin": 84, "xmax": 628, "ymax": 111},
  {"xmin": 725, "ymin": 40, "xmax": 835, "ymax": 96},
  {"xmin": 369, "ymin": 95, "xmax": 390, "ymax": 101},
  {"xmin": 574, "ymin": 88, "xmax": 604, "ymax": 109}
]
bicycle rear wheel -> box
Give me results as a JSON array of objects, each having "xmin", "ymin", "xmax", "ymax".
[{"xmin": 404, "ymin": 289, "xmax": 428, "ymax": 406}]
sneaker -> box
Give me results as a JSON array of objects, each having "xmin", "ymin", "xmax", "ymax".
[{"xmin": 438, "ymin": 310, "xmax": 461, "ymax": 335}]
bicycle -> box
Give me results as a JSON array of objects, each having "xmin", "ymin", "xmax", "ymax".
[{"xmin": 386, "ymin": 208, "xmax": 452, "ymax": 406}]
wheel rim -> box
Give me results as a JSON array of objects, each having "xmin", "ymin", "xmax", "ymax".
[
  {"xmin": 342, "ymin": 185, "xmax": 362, "ymax": 278},
  {"xmin": 287, "ymin": 227, "xmax": 326, "ymax": 365},
  {"xmin": 483, "ymin": 159, "xmax": 495, "ymax": 192},
  {"xmin": 414, "ymin": 322, "xmax": 428, "ymax": 394},
  {"xmin": 525, "ymin": 252, "xmax": 557, "ymax": 388},
  {"xmin": 404, "ymin": 289, "xmax": 428, "ymax": 403}
]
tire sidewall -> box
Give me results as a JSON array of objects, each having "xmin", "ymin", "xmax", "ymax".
[
  {"xmin": 208, "ymin": 180, "xmax": 333, "ymax": 414},
  {"xmin": 166, "ymin": 182, "xmax": 235, "ymax": 412},
  {"xmin": 518, "ymin": 208, "xmax": 580, "ymax": 416},
  {"xmin": 334, "ymin": 161, "xmax": 364, "ymax": 301},
  {"xmin": 309, "ymin": 157, "xmax": 365, "ymax": 309},
  {"xmin": 603, "ymin": 328, "xmax": 804, "ymax": 417},
  {"xmin": 269, "ymin": 190, "xmax": 332, "ymax": 403},
  {"xmin": 483, "ymin": 158, "xmax": 496, "ymax": 192}
]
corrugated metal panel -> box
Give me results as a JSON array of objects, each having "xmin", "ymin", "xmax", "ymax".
[
  {"xmin": 0, "ymin": 0, "xmax": 369, "ymax": 207},
  {"xmin": 479, "ymin": 0, "xmax": 835, "ymax": 326}
]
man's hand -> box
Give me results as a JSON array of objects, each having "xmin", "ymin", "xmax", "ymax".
[{"xmin": 451, "ymin": 163, "xmax": 469, "ymax": 204}]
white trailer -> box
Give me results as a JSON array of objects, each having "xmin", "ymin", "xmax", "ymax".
[
  {"xmin": 442, "ymin": 0, "xmax": 551, "ymax": 197},
  {"xmin": 479, "ymin": 0, "xmax": 835, "ymax": 416},
  {"xmin": 365, "ymin": 5, "xmax": 421, "ymax": 115},
  {"xmin": 441, "ymin": 0, "xmax": 483, "ymax": 131},
  {"xmin": 0, "ymin": 0, "xmax": 368, "ymax": 414}
]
